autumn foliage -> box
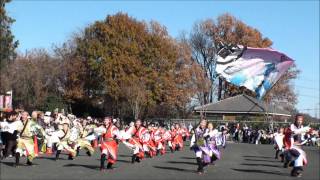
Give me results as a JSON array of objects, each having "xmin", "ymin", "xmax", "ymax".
[
  {"xmin": 187, "ymin": 13, "xmax": 298, "ymax": 112},
  {"xmin": 0, "ymin": 12, "xmax": 299, "ymax": 119},
  {"xmin": 54, "ymin": 13, "xmax": 199, "ymax": 119}
]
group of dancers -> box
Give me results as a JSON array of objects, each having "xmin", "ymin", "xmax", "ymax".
[
  {"xmin": 0, "ymin": 110, "xmax": 226, "ymax": 174},
  {"xmin": 273, "ymin": 114, "xmax": 313, "ymax": 177},
  {"xmin": 1, "ymin": 110, "xmax": 314, "ymax": 177}
]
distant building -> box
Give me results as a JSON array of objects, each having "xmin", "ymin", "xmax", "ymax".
[{"xmin": 194, "ymin": 94, "xmax": 291, "ymax": 121}]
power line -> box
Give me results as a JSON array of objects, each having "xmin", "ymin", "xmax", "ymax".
[
  {"xmin": 299, "ymin": 94, "xmax": 320, "ymax": 98},
  {"xmin": 295, "ymin": 78, "xmax": 319, "ymax": 83},
  {"xmin": 295, "ymin": 85, "xmax": 319, "ymax": 91},
  {"xmin": 300, "ymin": 108, "xmax": 320, "ymax": 110}
]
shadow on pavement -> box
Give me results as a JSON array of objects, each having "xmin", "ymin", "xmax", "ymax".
[
  {"xmin": 166, "ymin": 161, "xmax": 197, "ymax": 165},
  {"xmin": 0, "ymin": 161, "xmax": 15, "ymax": 167},
  {"xmin": 37, "ymin": 156, "xmax": 56, "ymax": 161},
  {"xmin": 231, "ymin": 168, "xmax": 288, "ymax": 176},
  {"xmin": 119, "ymin": 154, "xmax": 132, "ymax": 158},
  {"xmin": 75, "ymin": 154, "xmax": 91, "ymax": 157},
  {"xmin": 64, "ymin": 163, "xmax": 99, "ymax": 170},
  {"xmin": 241, "ymin": 163, "xmax": 282, "ymax": 168},
  {"xmin": 117, "ymin": 159, "xmax": 131, "ymax": 163},
  {"xmin": 1, "ymin": 161, "xmax": 39, "ymax": 167},
  {"xmin": 153, "ymin": 165, "xmax": 197, "ymax": 173},
  {"xmin": 243, "ymin": 155, "xmax": 275, "ymax": 159},
  {"xmin": 38, "ymin": 156, "xmax": 75, "ymax": 161},
  {"xmin": 180, "ymin": 157, "xmax": 195, "ymax": 160},
  {"xmin": 244, "ymin": 158, "xmax": 279, "ymax": 163},
  {"xmin": 95, "ymin": 158, "xmax": 131, "ymax": 163}
]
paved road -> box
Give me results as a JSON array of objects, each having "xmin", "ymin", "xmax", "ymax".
[{"xmin": 1, "ymin": 142, "xmax": 319, "ymax": 180}]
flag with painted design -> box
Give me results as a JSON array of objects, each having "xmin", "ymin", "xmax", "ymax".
[{"xmin": 216, "ymin": 44, "xmax": 294, "ymax": 99}]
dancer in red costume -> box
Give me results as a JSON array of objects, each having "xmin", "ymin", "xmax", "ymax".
[
  {"xmin": 129, "ymin": 119, "xmax": 147, "ymax": 163},
  {"xmin": 146, "ymin": 124, "xmax": 157, "ymax": 158},
  {"xmin": 171, "ymin": 123, "xmax": 184, "ymax": 152},
  {"xmin": 98, "ymin": 117, "xmax": 120, "ymax": 171},
  {"xmin": 153, "ymin": 124, "xmax": 166, "ymax": 156},
  {"xmin": 181, "ymin": 125, "xmax": 190, "ymax": 142}
]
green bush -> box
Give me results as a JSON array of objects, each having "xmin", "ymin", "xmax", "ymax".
[{"xmin": 39, "ymin": 95, "xmax": 67, "ymax": 112}]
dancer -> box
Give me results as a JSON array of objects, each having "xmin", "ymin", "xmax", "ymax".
[
  {"xmin": 146, "ymin": 124, "xmax": 157, "ymax": 158},
  {"xmin": 42, "ymin": 112, "xmax": 55, "ymax": 154},
  {"xmin": 216, "ymin": 126, "xmax": 227, "ymax": 149},
  {"xmin": 0, "ymin": 111, "xmax": 19, "ymax": 159},
  {"xmin": 153, "ymin": 124, "xmax": 165, "ymax": 156},
  {"xmin": 168, "ymin": 125, "xmax": 175, "ymax": 152},
  {"xmin": 130, "ymin": 119, "xmax": 147, "ymax": 163},
  {"xmin": 190, "ymin": 119, "xmax": 210, "ymax": 174},
  {"xmin": 181, "ymin": 124, "xmax": 190, "ymax": 142},
  {"xmin": 206, "ymin": 122, "xmax": 221, "ymax": 164},
  {"xmin": 288, "ymin": 114, "xmax": 310, "ymax": 177},
  {"xmin": 273, "ymin": 127, "xmax": 285, "ymax": 162},
  {"xmin": 54, "ymin": 120, "xmax": 77, "ymax": 160},
  {"xmin": 15, "ymin": 111, "xmax": 45, "ymax": 166},
  {"xmin": 171, "ymin": 123, "xmax": 184, "ymax": 151},
  {"xmin": 96, "ymin": 117, "xmax": 120, "ymax": 171},
  {"xmin": 118, "ymin": 121, "xmax": 143, "ymax": 163},
  {"xmin": 74, "ymin": 120, "xmax": 95, "ymax": 157}
]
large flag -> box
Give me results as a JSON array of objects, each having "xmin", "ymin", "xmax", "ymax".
[{"xmin": 216, "ymin": 45, "xmax": 294, "ymax": 99}]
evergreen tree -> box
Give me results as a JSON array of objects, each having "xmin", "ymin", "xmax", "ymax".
[{"xmin": 0, "ymin": 0, "xmax": 18, "ymax": 72}]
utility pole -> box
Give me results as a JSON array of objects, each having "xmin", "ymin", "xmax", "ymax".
[
  {"xmin": 218, "ymin": 77, "xmax": 222, "ymax": 101},
  {"xmin": 315, "ymin": 103, "xmax": 317, "ymax": 119},
  {"xmin": 316, "ymin": 103, "xmax": 320, "ymax": 119}
]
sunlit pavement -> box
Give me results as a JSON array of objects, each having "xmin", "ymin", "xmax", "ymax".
[{"xmin": 1, "ymin": 143, "xmax": 319, "ymax": 180}]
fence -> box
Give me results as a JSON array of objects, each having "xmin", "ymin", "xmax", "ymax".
[{"xmin": 148, "ymin": 118, "xmax": 320, "ymax": 128}]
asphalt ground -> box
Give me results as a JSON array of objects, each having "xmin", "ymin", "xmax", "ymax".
[{"xmin": 1, "ymin": 142, "xmax": 319, "ymax": 180}]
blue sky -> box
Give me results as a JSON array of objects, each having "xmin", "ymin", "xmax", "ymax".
[{"xmin": 6, "ymin": 0, "xmax": 320, "ymax": 117}]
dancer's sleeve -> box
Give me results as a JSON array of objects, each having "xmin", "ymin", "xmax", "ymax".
[
  {"xmin": 296, "ymin": 127, "xmax": 311, "ymax": 135},
  {"xmin": 190, "ymin": 134, "xmax": 195, "ymax": 148},
  {"xmin": 29, "ymin": 121, "xmax": 43, "ymax": 137},
  {"xmin": 113, "ymin": 128, "xmax": 121, "ymax": 139},
  {"xmin": 291, "ymin": 124, "xmax": 311, "ymax": 135},
  {"xmin": 15, "ymin": 121, "xmax": 24, "ymax": 132}
]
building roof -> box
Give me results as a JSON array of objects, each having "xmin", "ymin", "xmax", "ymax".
[{"xmin": 194, "ymin": 94, "xmax": 291, "ymax": 117}]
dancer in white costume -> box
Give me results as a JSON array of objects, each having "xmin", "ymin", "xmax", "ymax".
[{"xmin": 273, "ymin": 127, "xmax": 285, "ymax": 162}]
